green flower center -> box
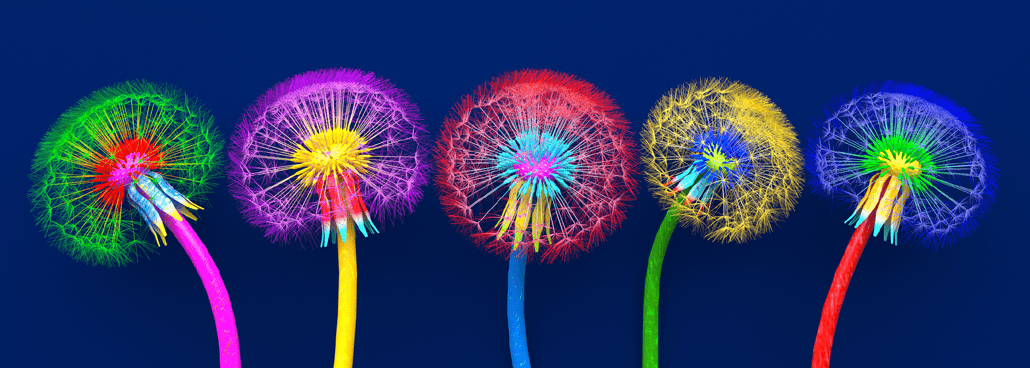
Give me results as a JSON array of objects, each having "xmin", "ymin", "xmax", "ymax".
[{"xmin": 861, "ymin": 135, "xmax": 935, "ymax": 193}]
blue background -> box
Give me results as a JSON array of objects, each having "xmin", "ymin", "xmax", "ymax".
[{"xmin": 2, "ymin": 1, "xmax": 1026, "ymax": 367}]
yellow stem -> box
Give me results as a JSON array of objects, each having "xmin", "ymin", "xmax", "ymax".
[{"xmin": 334, "ymin": 220, "xmax": 357, "ymax": 368}]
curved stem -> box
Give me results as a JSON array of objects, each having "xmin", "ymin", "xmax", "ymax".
[
  {"xmin": 812, "ymin": 213, "xmax": 875, "ymax": 368},
  {"xmin": 162, "ymin": 213, "xmax": 241, "ymax": 368},
  {"xmin": 508, "ymin": 247, "xmax": 530, "ymax": 367},
  {"xmin": 335, "ymin": 220, "xmax": 357, "ymax": 368},
  {"xmin": 643, "ymin": 208, "xmax": 679, "ymax": 368}
]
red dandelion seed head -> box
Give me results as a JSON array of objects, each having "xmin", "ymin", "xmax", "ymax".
[{"xmin": 435, "ymin": 69, "xmax": 638, "ymax": 263}]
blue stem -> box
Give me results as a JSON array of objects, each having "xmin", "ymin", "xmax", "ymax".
[{"xmin": 507, "ymin": 247, "xmax": 531, "ymax": 367}]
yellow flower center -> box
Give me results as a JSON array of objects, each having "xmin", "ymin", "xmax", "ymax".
[
  {"xmin": 877, "ymin": 149, "xmax": 922, "ymax": 178},
  {"xmin": 850, "ymin": 148, "xmax": 925, "ymax": 245},
  {"xmin": 290, "ymin": 128, "xmax": 371, "ymax": 185}
]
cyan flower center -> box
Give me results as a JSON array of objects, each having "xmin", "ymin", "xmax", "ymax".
[{"xmin": 493, "ymin": 130, "xmax": 579, "ymax": 252}]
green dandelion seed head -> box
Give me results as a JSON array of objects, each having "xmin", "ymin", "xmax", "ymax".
[{"xmin": 28, "ymin": 80, "xmax": 223, "ymax": 267}]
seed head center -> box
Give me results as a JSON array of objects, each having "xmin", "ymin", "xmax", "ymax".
[
  {"xmin": 513, "ymin": 152, "xmax": 558, "ymax": 181},
  {"xmin": 292, "ymin": 128, "xmax": 371, "ymax": 184},
  {"xmin": 878, "ymin": 149, "xmax": 922, "ymax": 178},
  {"xmin": 109, "ymin": 152, "xmax": 152, "ymax": 186},
  {"xmin": 702, "ymin": 145, "xmax": 739, "ymax": 174}
]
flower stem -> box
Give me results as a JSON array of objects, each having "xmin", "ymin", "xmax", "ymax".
[
  {"xmin": 508, "ymin": 246, "xmax": 531, "ymax": 367},
  {"xmin": 812, "ymin": 212, "xmax": 875, "ymax": 368},
  {"xmin": 643, "ymin": 207, "xmax": 679, "ymax": 368},
  {"xmin": 335, "ymin": 220, "xmax": 357, "ymax": 368},
  {"xmin": 161, "ymin": 213, "xmax": 241, "ymax": 368}
]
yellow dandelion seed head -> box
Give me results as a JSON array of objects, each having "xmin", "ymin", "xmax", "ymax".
[{"xmin": 641, "ymin": 77, "xmax": 804, "ymax": 243}]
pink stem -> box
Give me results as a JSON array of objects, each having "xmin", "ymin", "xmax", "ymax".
[{"xmin": 162, "ymin": 213, "xmax": 242, "ymax": 368}]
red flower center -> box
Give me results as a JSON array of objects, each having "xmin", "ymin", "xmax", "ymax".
[{"xmin": 92, "ymin": 138, "xmax": 166, "ymax": 207}]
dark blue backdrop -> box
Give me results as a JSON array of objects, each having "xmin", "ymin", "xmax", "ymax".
[{"xmin": 2, "ymin": 1, "xmax": 1026, "ymax": 367}]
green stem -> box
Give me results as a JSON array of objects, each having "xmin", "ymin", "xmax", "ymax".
[{"xmin": 643, "ymin": 207, "xmax": 679, "ymax": 368}]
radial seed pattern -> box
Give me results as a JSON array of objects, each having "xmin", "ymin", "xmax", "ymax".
[
  {"xmin": 642, "ymin": 78, "xmax": 804, "ymax": 243},
  {"xmin": 29, "ymin": 81, "xmax": 222, "ymax": 266},
  {"xmin": 436, "ymin": 69, "xmax": 638, "ymax": 263},
  {"xmin": 229, "ymin": 68, "xmax": 428, "ymax": 247},
  {"xmin": 810, "ymin": 82, "xmax": 997, "ymax": 247}
]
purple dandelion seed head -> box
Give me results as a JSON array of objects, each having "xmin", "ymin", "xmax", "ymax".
[{"xmin": 228, "ymin": 68, "xmax": 429, "ymax": 247}]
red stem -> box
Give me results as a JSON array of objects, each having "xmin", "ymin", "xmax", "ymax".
[{"xmin": 812, "ymin": 213, "xmax": 875, "ymax": 368}]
